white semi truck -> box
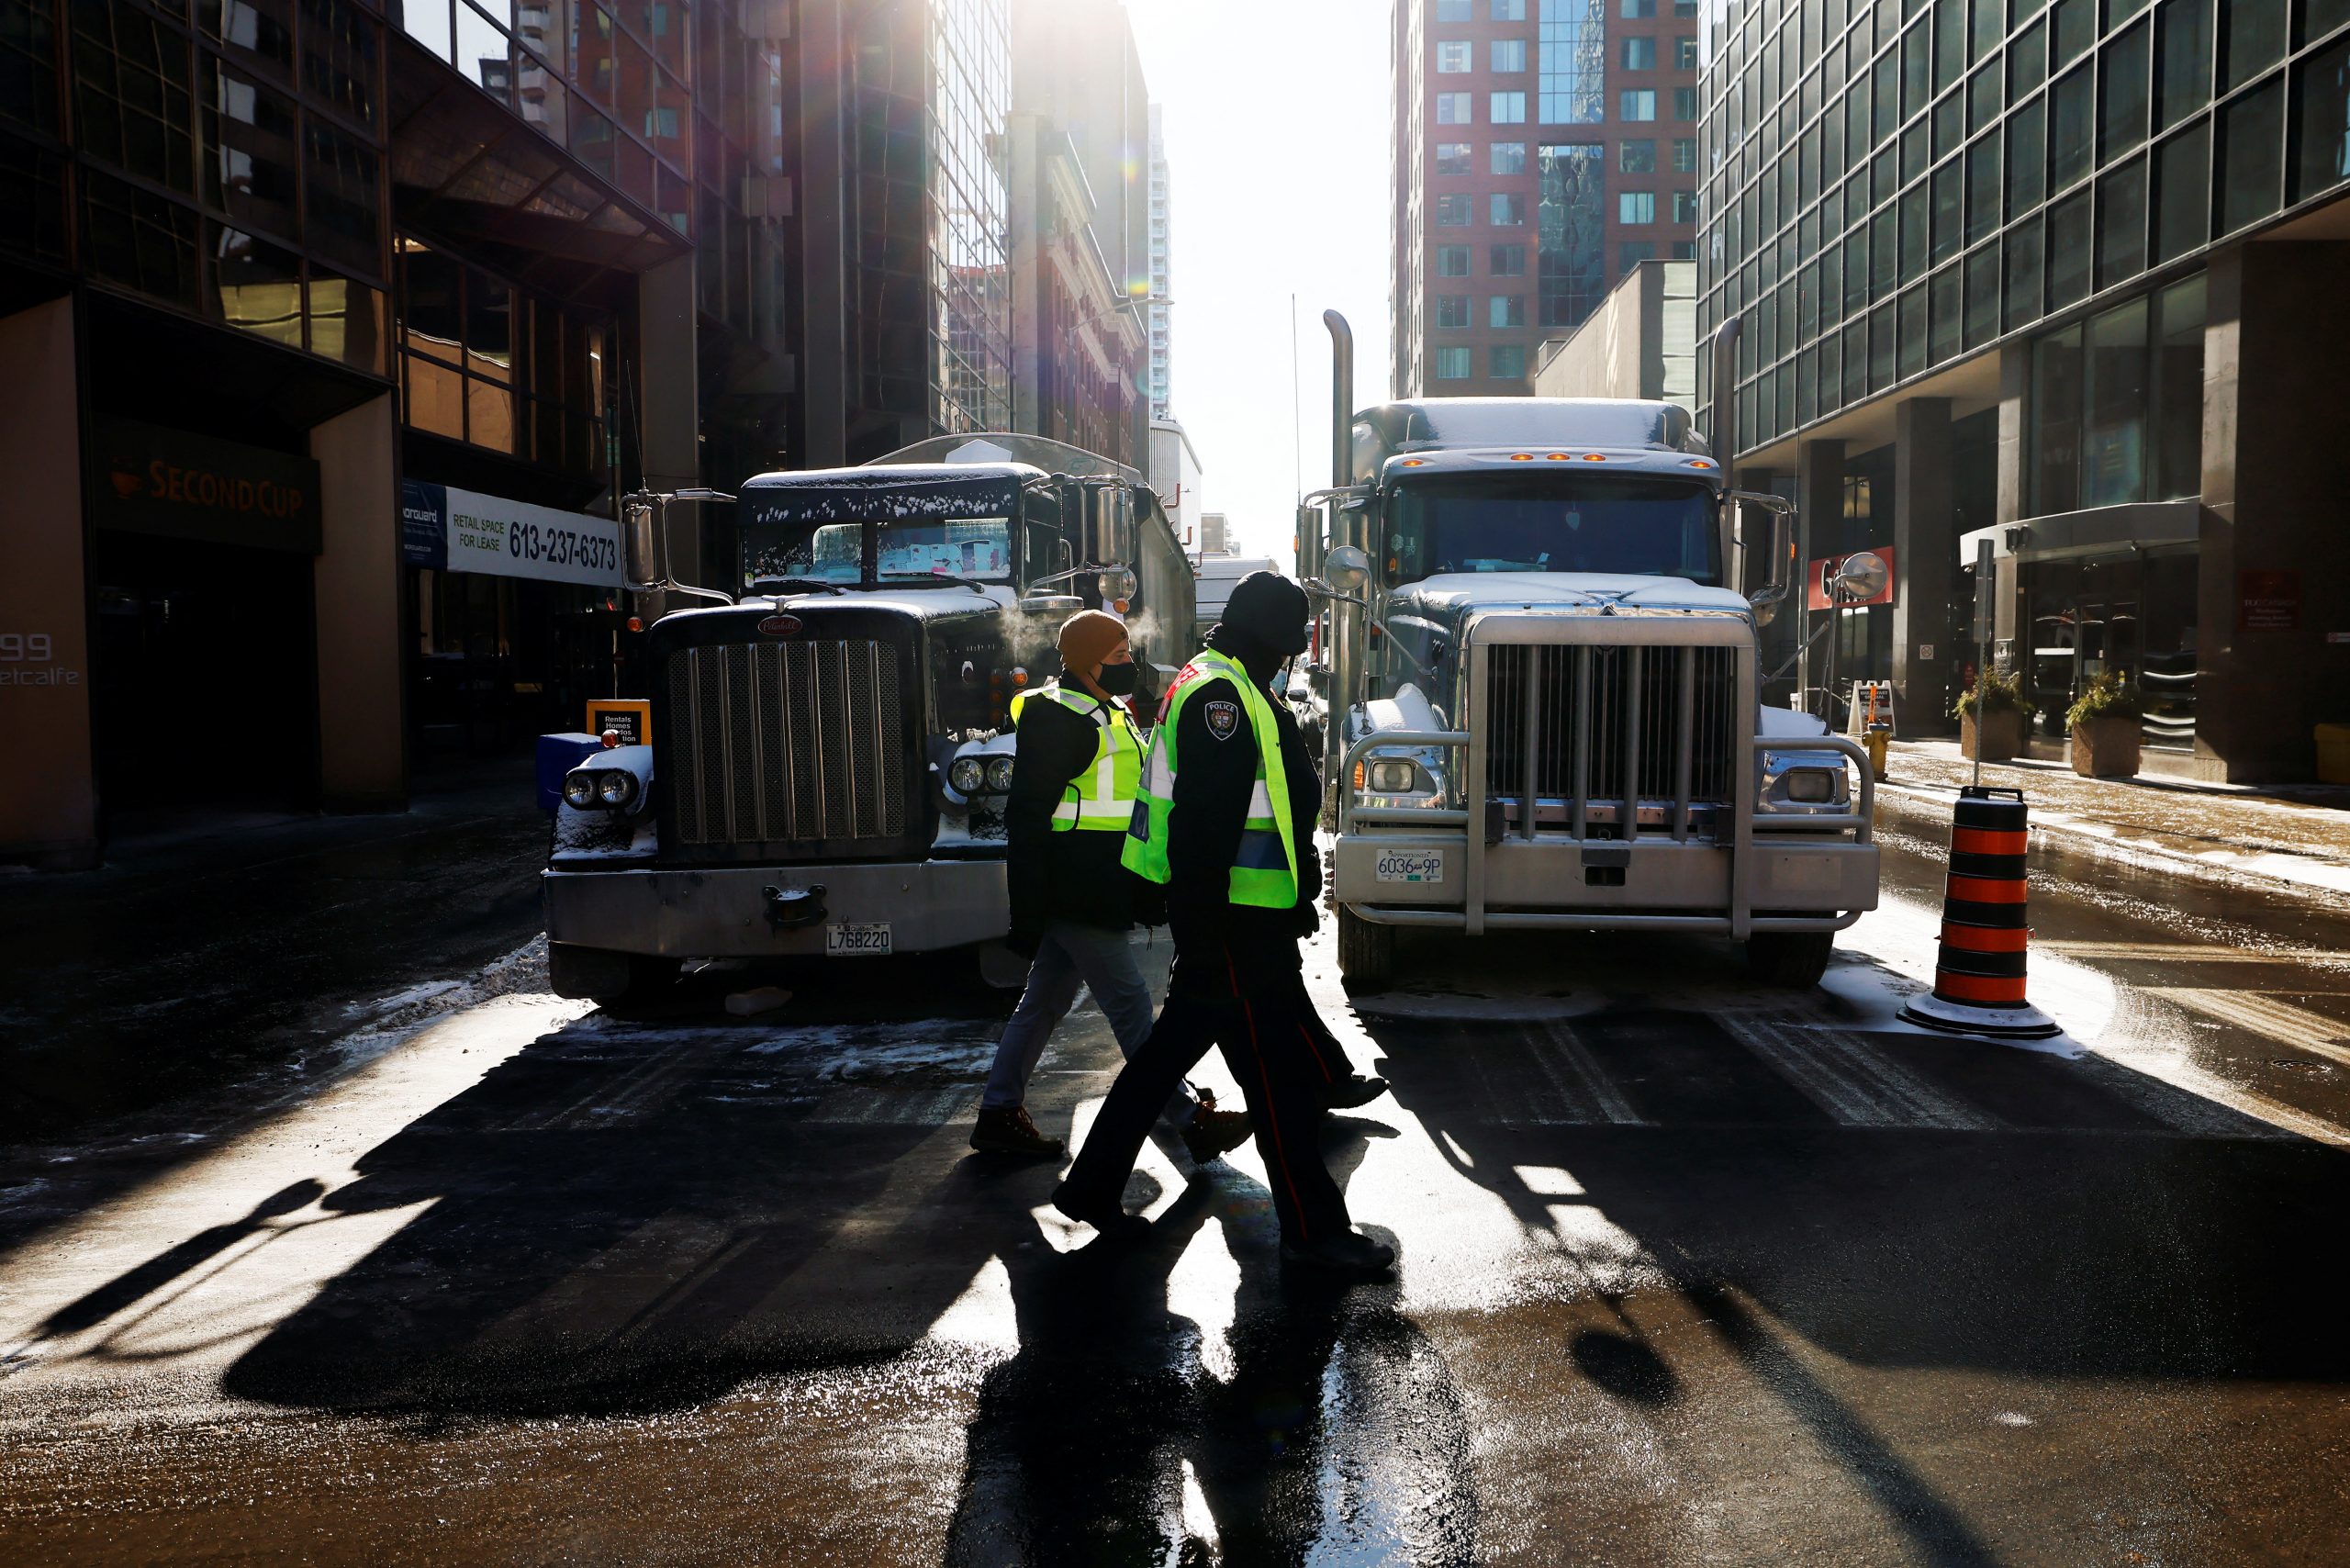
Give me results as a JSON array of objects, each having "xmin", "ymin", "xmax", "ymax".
[{"xmin": 1304, "ymin": 314, "xmax": 1879, "ymax": 990}]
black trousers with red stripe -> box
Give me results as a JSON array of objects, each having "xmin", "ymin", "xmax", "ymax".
[{"xmin": 1058, "ymin": 945, "xmax": 1351, "ymax": 1246}]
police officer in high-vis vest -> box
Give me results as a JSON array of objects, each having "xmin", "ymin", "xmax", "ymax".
[
  {"xmin": 971, "ymin": 610, "xmax": 1256, "ymax": 1163},
  {"xmin": 1052, "ymin": 574, "xmax": 1396, "ymax": 1275}
]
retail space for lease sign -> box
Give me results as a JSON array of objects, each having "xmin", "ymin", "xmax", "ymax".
[{"xmin": 400, "ymin": 481, "xmax": 621, "ymax": 588}]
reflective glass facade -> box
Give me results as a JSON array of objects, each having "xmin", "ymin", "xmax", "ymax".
[
  {"xmin": 1695, "ymin": 0, "xmax": 2350, "ymax": 453},
  {"xmin": 1538, "ymin": 141, "xmax": 1609, "ymax": 322},
  {"xmin": 929, "ymin": 0, "xmax": 1012, "ymax": 434}
]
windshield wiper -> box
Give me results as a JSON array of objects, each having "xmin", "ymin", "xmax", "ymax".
[
  {"xmin": 753, "ymin": 577, "xmax": 849, "ymax": 596},
  {"xmin": 878, "ymin": 571, "xmax": 988, "ymax": 590}
]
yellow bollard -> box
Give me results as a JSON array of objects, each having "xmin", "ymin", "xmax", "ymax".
[{"xmin": 1863, "ymin": 725, "xmax": 1889, "ymax": 781}]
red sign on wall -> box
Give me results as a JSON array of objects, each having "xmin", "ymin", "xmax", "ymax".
[
  {"xmin": 2239, "ymin": 570, "xmax": 2300, "ymax": 631},
  {"xmin": 1806, "ymin": 545, "xmax": 1898, "ymax": 610}
]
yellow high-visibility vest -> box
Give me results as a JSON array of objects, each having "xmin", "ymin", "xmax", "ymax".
[
  {"xmin": 1010, "ymin": 681, "xmax": 1145, "ymax": 832},
  {"xmin": 1120, "ymin": 649, "xmax": 1297, "ymax": 907}
]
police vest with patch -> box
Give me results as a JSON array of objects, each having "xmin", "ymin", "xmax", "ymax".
[
  {"xmin": 1120, "ymin": 649, "xmax": 1298, "ymax": 907},
  {"xmin": 1009, "ymin": 680, "xmax": 1144, "ymax": 832}
]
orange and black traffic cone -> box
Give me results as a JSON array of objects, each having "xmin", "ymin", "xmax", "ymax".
[{"xmin": 1898, "ymin": 786, "xmax": 2062, "ymax": 1039}]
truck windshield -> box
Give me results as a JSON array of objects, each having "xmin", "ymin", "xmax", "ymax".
[
  {"xmin": 742, "ymin": 515, "xmax": 1014, "ymax": 592},
  {"xmin": 1387, "ymin": 476, "xmax": 1720, "ymax": 586}
]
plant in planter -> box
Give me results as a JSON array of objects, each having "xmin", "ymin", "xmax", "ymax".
[
  {"xmin": 1953, "ymin": 669, "xmax": 2036, "ymax": 762},
  {"xmin": 2065, "ymin": 671, "xmax": 2143, "ymax": 778}
]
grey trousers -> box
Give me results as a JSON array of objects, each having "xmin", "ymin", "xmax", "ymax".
[{"xmin": 980, "ymin": 922, "xmax": 1195, "ymax": 1124}]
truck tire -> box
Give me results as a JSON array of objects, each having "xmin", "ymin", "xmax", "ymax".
[
  {"xmin": 1337, "ymin": 906, "xmax": 1396, "ymax": 990},
  {"xmin": 1746, "ymin": 931, "xmax": 1834, "ymax": 989},
  {"xmin": 549, "ymin": 942, "xmax": 679, "ymax": 1006}
]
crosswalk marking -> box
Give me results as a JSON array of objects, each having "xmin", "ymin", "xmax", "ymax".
[{"xmin": 2144, "ymin": 989, "xmax": 2350, "ymax": 1069}]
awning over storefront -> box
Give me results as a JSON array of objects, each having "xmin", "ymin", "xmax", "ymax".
[
  {"xmin": 2005, "ymin": 500, "xmax": 2201, "ymax": 564},
  {"xmin": 400, "ymin": 480, "xmax": 621, "ymax": 588}
]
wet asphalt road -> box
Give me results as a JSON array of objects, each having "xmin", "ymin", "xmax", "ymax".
[{"xmin": 3, "ymin": 822, "xmax": 2349, "ymax": 1564}]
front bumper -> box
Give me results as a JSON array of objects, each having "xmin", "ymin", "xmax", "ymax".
[{"xmin": 543, "ymin": 857, "xmax": 1008, "ymax": 958}]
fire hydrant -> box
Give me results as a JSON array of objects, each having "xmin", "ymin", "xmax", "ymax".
[{"xmin": 1863, "ymin": 723, "xmax": 1890, "ymax": 781}]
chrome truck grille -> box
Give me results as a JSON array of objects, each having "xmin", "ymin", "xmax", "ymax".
[
  {"xmin": 1483, "ymin": 643, "xmax": 1740, "ymax": 839},
  {"xmin": 666, "ymin": 639, "xmax": 908, "ymax": 847}
]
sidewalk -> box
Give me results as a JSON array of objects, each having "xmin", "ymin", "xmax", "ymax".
[
  {"xmin": 1876, "ymin": 740, "xmax": 2350, "ymax": 902},
  {"xmin": 0, "ymin": 758, "xmax": 550, "ymax": 1145}
]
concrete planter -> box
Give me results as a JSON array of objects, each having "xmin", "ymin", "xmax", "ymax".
[
  {"xmin": 1961, "ymin": 709, "xmax": 2026, "ymax": 762},
  {"xmin": 2070, "ymin": 715, "xmax": 2143, "ymax": 778}
]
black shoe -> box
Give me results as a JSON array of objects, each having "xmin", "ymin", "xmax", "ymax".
[
  {"xmin": 970, "ymin": 1105, "xmax": 1064, "ymax": 1159},
  {"xmin": 1049, "ymin": 1182, "xmax": 1150, "ymax": 1240},
  {"xmin": 1281, "ymin": 1227, "xmax": 1396, "ymax": 1276},
  {"xmin": 1323, "ymin": 1074, "xmax": 1391, "ymax": 1112},
  {"xmin": 1180, "ymin": 1092, "xmax": 1254, "ymax": 1164}
]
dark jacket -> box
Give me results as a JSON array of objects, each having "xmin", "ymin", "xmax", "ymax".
[
  {"xmin": 1162, "ymin": 634, "xmax": 1323, "ymax": 995},
  {"xmin": 1004, "ymin": 685, "xmax": 1160, "ymax": 940}
]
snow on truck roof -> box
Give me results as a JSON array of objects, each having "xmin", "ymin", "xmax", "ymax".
[
  {"xmin": 1354, "ymin": 398, "xmax": 1707, "ymax": 463},
  {"xmin": 1194, "ymin": 555, "xmax": 1278, "ymax": 581},
  {"xmin": 737, "ymin": 463, "xmax": 1040, "ymax": 526}
]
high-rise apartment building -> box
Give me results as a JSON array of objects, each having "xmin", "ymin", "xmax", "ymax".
[
  {"xmin": 1392, "ymin": 0, "xmax": 1702, "ymax": 397},
  {"xmin": 1695, "ymin": 0, "xmax": 2350, "ymax": 781},
  {"xmin": 1147, "ymin": 102, "xmax": 1172, "ymax": 420}
]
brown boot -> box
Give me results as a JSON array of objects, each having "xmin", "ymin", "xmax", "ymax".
[
  {"xmin": 1180, "ymin": 1091, "xmax": 1254, "ymax": 1164},
  {"xmin": 970, "ymin": 1104, "xmax": 1064, "ymax": 1159}
]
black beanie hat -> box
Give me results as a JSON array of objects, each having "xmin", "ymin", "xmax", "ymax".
[{"xmin": 1220, "ymin": 571, "xmax": 1311, "ymax": 657}]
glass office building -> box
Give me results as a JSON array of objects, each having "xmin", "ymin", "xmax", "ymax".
[{"xmin": 1695, "ymin": 0, "xmax": 2350, "ymax": 780}]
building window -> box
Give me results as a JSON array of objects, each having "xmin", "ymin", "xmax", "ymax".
[
  {"xmin": 2218, "ymin": 78, "xmax": 2285, "ymax": 232},
  {"xmin": 1435, "ymin": 345, "xmax": 1474, "ymax": 378},
  {"xmin": 1672, "ymin": 137, "xmax": 1696, "ymax": 171},
  {"xmin": 1621, "ymin": 89, "xmax": 1659, "ymax": 119},
  {"xmin": 1541, "ymin": 0, "xmax": 1607, "ymax": 124},
  {"xmin": 1673, "ymin": 0, "xmax": 1696, "ymax": 15},
  {"xmin": 2030, "ymin": 274, "xmax": 2204, "ymax": 513},
  {"xmin": 1622, "ymin": 37, "xmax": 1657, "ymax": 69},
  {"xmin": 1491, "ymin": 293, "xmax": 1528, "ymax": 326},
  {"xmin": 1491, "ymin": 343, "xmax": 1528, "ymax": 378},
  {"xmin": 1673, "ymin": 189, "xmax": 1695, "ymax": 222},
  {"xmin": 1492, "ymin": 140, "xmax": 1528, "ymax": 174},
  {"xmin": 1621, "ymin": 0, "xmax": 1654, "ymax": 15},
  {"xmin": 1671, "ymin": 239, "xmax": 1695, "ymax": 257},
  {"xmin": 1493, "ymin": 191, "xmax": 1528, "ymax": 223},
  {"xmin": 1438, "ymin": 41, "xmax": 1473, "ymax": 73},
  {"xmin": 2156, "ymin": 0, "xmax": 2213, "ymax": 132},
  {"xmin": 1538, "ymin": 141, "xmax": 1607, "ymax": 328},
  {"xmin": 1437, "ymin": 92, "xmax": 1473, "ymax": 124},
  {"xmin": 1438, "ymin": 0, "xmax": 1473, "ymax": 17},
  {"xmin": 1672, "ymin": 86, "xmax": 1697, "ymax": 119},
  {"xmin": 1492, "ymin": 91, "xmax": 1528, "ymax": 122},
  {"xmin": 1620, "ymin": 139, "xmax": 1656, "ymax": 172},
  {"xmin": 397, "ymin": 236, "xmax": 606, "ymax": 468},
  {"xmin": 1438, "ymin": 141, "xmax": 1474, "ymax": 174},
  {"xmin": 1493, "ymin": 0, "xmax": 1528, "ymax": 17},
  {"xmin": 1621, "ymin": 240, "xmax": 1659, "ymax": 266},
  {"xmin": 1436, "ymin": 294, "xmax": 1472, "ymax": 327},
  {"xmin": 1675, "ymin": 36, "xmax": 1698, "ymax": 70},
  {"xmin": 1437, "ymin": 193, "xmax": 1473, "ymax": 225},
  {"xmin": 1437, "ymin": 242, "xmax": 1473, "ymax": 274},
  {"xmin": 2221, "ymin": 0, "xmax": 2287, "ymax": 92},
  {"xmin": 1493, "ymin": 39, "xmax": 1528, "ymax": 72},
  {"xmin": 1619, "ymin": 190, "xmax": 1657, "ymax": 222},
  {"xmin": 1491, "ymin": 242, "xmax": 1528, "ymax": 274}
]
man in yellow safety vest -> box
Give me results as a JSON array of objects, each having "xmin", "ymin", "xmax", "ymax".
[
  {"xmin": 1051, "ymin": 574, "xmax": 1395, "ymax": 1275},
  {"xmin": 971, "ymin": 610, "xmax": 1254, "ymax": 1162}
]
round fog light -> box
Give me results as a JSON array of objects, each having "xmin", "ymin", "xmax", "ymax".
[
  {"xmin": 948, "ymin": 756, "xmax": 986, "ymax": 795},
  {"xmin": 984, "ymin": 756, "xmax": 1017, "ymax": 794},
  {"xmin": 598, "ymin": 771, "xmax": 636, "ymax": 807}
]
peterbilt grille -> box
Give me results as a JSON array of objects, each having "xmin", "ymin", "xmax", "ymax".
[
  {"xmin": 666, "ymin": 640, "xmax": 908, "ymax": 846},
  {"xmin": 1484, "ymin": 644, "xmax": 1739, "ymax": 834}
]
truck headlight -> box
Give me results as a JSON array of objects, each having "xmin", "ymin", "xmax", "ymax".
[
  {"xmin": 1784, "ymin": 767, "xmax": 1836, "ymax": 803},
  {"xmin": 563, "ymin": 773, "xmax": 598, "ymax": 808},
  {"xmin": 948, "ymin": 756, "xmax": 986, "ymax": 795},
  {"xmin": 597, "ymin": 771, "xmax": 637, "ymax": 808},
  {"xmin": 984, "ymin": 756, "xmax": 1016, "ymax": 793},
  {"xmin": 1354, "ymin": 757, "xmax": 1429, "ymax": 794}
]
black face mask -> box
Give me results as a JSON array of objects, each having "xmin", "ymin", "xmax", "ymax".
[{"xmin": 1092, "ymin": 662, "xmax": 1139, "ymax": 697}]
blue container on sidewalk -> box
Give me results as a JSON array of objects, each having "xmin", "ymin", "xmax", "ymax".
[{"xmin": 536, "ymin": 732, "xmax": 604, "ymax": 812}]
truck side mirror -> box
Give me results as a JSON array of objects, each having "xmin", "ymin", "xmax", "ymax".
[
  {"xmin": 1097, "ymin": 565, "xmax": 1138, "ymax": 603},
  {"xmin": 1725, "ymin": 490, "xmax": 1795, "ymax": 624},
  {"xmin": 623, "ymin": 498, "xmax": 666, "ymax": 590}
]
